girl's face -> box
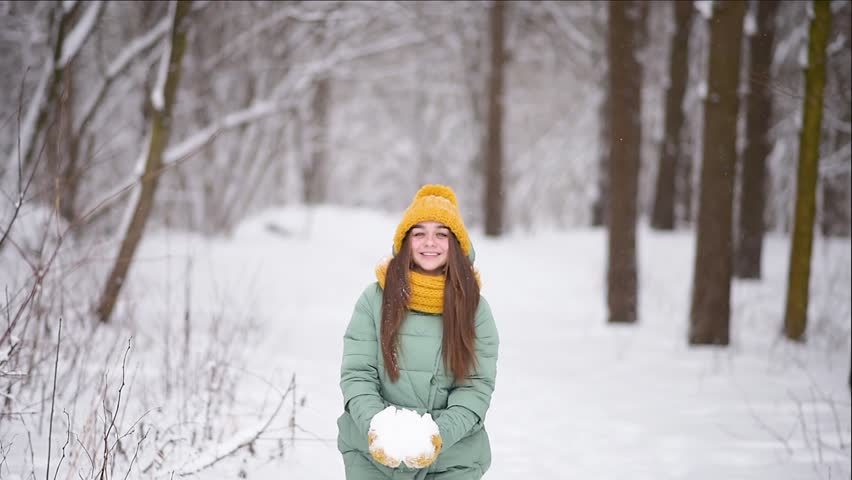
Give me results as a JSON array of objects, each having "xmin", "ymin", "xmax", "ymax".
[{"xmin": 409, "ymin": 222, "xmax": 450, "ymax": 274}]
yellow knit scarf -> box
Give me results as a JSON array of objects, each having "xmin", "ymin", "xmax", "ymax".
[{"xmin": 374, "ymin": 259, "xmax": 481, "ymax": 314}]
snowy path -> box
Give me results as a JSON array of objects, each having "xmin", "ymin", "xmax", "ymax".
[{"xmin": 132, "ymin": 207, "xmax": 850, "ymax": 479}]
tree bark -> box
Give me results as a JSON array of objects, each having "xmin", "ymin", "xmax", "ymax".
[
  {"xmin": 689, "ymin": 0, "xmax": 746, "ymax": 345},
  {"xmin": 303, "ymin": 75, "xmax": 330, "ymax": 205},
  {"xmin": 483, "ymin": 0, "xmax": 505, "ymax": 237},
  {"xmin": 606, "ymin": 1, "xmax": 643, "ymax": 324},
  {"xmin": 56, "ymin": 58, "xmax": 80, "ymax": 224},
  {"xmin": 651, "ymin": 1, "xmax": 693, "ymax": 230},
  {"xmin": 96, "ymin": 0, "xmax": 191, "ymax": 323},
  {"xmin": 784, "ymin": 0, "xmax": 831, "ymax": 341},
  {"xmin": 17, "ymin": 2, "xmax": 82, "ymax": 173},
  {"xmin": 678, "ymin": 131, "xmax": 694, "ymax": 225},
  {"xmin": 820, "ymin": 111, "xmax": 851, "ymax": 237},
  {"xmin": 592, "ymin": 87, "xmax": 609, "ymax": 227},
  {"xmin": 734, "ymin": 0, "xmax": 779, "ymax": 279}
]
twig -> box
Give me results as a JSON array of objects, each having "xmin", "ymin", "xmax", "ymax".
[
  {"xmin": 75, "ymin": 436, "xmax": 95, "ymax": 480},
  {"xmin": 52, "ymin": 409, "xmax": 71, "ymax": 480},
  {"xmin": 0, "ymin": 439, "xmax": 9, "ymax": 477},
  {"xmin": 122, "ymin": 427, "xmax": 149, "ymax": 480},
  {"xmin": 290, "ymin": 373, "xmax": 296, "ymax": 445},
  {"xmin": 810, "ymin": 387, "xmax": 824, "ymax": 465},
  {"xmin": 0, "ymin": 70, "xmax": 31, "ymax": 250},
  {"xmin": 790, "ymin": 391, "xmax": 821, "ymax": 478},
  {"xmin": 45, "ymin": 316, "xmax": 62, "ymax": 480},
  {"xmin": 27, "ymin": 430, "xmax": 35, "ymax": 480},
  {"xmin": 744, "ymin": 394, "xmax": 796, "ymax": 456},
  {"xmin": 175, "ymin": 378, "xmax": 293, "ymax": 477},
  {"xmin": 0, "ymin": 210, "xmax": 69, "ymax": 349},
  {"xmin": 97, "ymin": 338, "xmax": 132, "ymax": 480}
]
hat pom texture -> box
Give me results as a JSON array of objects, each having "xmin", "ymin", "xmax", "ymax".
[
  {"xmin": 414, "ymin": 184, "xmax": 458, "ymax": 206},
  {"xmin": 393, "ymin": 184, "xmax": 471, "ymax": 257}
]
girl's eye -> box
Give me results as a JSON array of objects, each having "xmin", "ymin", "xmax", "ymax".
[
  {"xmin": 437, "ymin": 232, "xmax": 448, "ymax": 238},
  {"xmin": 413, "ymin": 232, "xmax": 424, "ymax": 237}
]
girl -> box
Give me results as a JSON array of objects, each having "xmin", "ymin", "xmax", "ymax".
[{"xmin": 337, "ymin": 184, "xmax": 499, "ymax": 480}]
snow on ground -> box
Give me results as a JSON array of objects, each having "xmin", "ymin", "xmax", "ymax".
[{"xmin": 22, "ymin": 205, "xmax": 850, "ymax": 479}]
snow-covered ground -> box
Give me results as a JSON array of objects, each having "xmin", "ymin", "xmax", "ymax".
[
  {"xmin": 137, "ymin": 205, "xmax": 851, "ymax": 479},
  {"xmin": 5, "ymin": 205, "xmax": 850, "ymax": 479}
]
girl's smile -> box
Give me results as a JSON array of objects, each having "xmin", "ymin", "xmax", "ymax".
[{"xmin": 410, "ymin": 222, "xmax": 450, "ymax": 273}]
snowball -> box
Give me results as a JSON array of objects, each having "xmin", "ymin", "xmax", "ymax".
[{"xmin": 368, "ymin": 406, "xmax": 439, "ymax": 467}]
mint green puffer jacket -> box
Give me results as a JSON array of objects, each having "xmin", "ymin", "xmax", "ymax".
[{"xmin": 337, "ymin": 283, "xmax": 499, "ymax": 480}]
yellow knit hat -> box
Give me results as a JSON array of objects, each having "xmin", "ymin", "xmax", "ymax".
[{"xmin": 393, "ymin": 184, "xmax": 472, "ymax": 257}]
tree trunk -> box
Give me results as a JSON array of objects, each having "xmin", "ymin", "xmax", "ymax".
[
  {"xmin": 483, "ymin": 0, "xmax": 505, "ymax": 237},
  {"xmin": 734, "ymin": 0, "xmax": 779, "ymax": 279},
  {"xmin": 606, "ymin": 1, "xmax": 643, "ymax": 324},
  {"xmin": 96, "ymin": 0, "xmax": 191, "ymax": 323},
  {"xmin": 57, "ymin": 59, "xmax": 81, "ymax": 224},
  {"xmin": 821, "ymin": 167, "xmax": 851, "ymax": 238},
  {"xmin": 592, "ymin": 86, "xmax": 609, "ymax": 228},
  {"xmin": 15, "ymin": 2, "xmax": 81, "ymax": 173},
  {"xmin": 784, "ymin": 0, "xmax": 831, "ymax": 341},
  {"xmin": 303, "ymin": 75, "xmax": 330, "ymax": 205},
  {"xmin": 689, "ymin": 0, "xmax": 746, "ymax": 345},
  {"xmin": 820, "ymin": 111, "xmax": 851, "ymax": 237},
  {"xmin": 651, "ymin": 1, "xmax": 693, "ymax": 230},
  {"xmin": 678, "ymin": 130, "xmax": 694, "ymax": 225}
]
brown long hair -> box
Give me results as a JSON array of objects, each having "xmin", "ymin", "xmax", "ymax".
[{"xmin": 381, "ymin": 231, "xmax": 480, "ymax": 383}]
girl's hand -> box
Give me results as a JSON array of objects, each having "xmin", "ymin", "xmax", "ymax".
[
  {"xmin": 403, "ymin": 433, "xmax": 442, "ymax": 468},
  {"xmin": 368, "ymin": 431, "xmax": 402, "ymax": 468},
  {"xmin": 367, "ymin": 406, "xmax": 441, "ymax": 469}
]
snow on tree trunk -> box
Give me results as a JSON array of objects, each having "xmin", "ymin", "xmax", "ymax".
[
  {"xmin": 96, "ymin": 0, "xmax": 191, "ymax": 323},
  {"xmin": 483, "ymin": 0, "xmax": 505, "ymax": 237},
  {"xmin": 734, "ymin": 0, "xmax": 779, "ymax": 279},
  {"xmin": 689, "ymin": 0, "xmax": 746, "ymax": 345},
  {"xmin": 784, "ymin": 0, "xmax": 832, "ymax": 341},
  {"xmin": 606, "ymin": 0, "xmax": 644, "ymax": 324},
  {"xmin": 651, "ymin": 1, "xmax": 694, "ymax": 231}
]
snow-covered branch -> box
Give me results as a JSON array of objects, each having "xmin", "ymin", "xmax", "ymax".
[
  {"xmin": 74, "ymin": 17, "xmax": 170, "ymax": 134},
  {"xmin": 77, "ymin": 99, "xmax": 289, "ymax": 227},
  {"xmin": 163, "ymin": 100, "xmax": 285, "ymax": 164},
  {"xmin": 59, "ymin": 0, "xmax": 104, "ymax": 66},
  {"xmin": 201, "ymin": 4, "xmax": 327, "ymax": 71},
  {"xmin": 540, "ymin": 1, "xmax": 593, "ymax": 53},
  {"xmin": 107, "ymin": 18, "xmax": 170, "ymax": 79},
  {"xmin": 151, "ymin": 1, "xmax": 177, "ymax": 113},
  {"xmin": 4, "ymin": 0, "xmax": 102, "ymax": 172},
  {"xmin": 174, "ymin": 385, "xmax": 288, "ymax": 477},
  {"xmin": 62, "ymin": 0, "xmax": 77, "ymax": 14},
  {"xmin": 5, "ymin": 61, "xmax": 51, "ymax": 173},
  {"xmin": 819, "ymin": 143, "xmax": 852, "ymax": 177}
]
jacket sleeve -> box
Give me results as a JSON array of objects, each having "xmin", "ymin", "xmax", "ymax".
[
  {"xmin": 340, "ymin": 286, "xmax": 386, "ymax": 438},
  {"xmin": 435, "ymin": 405, "xmax": 479, "ymax": 450},
  {"xmin": 442, "ymin": 297, "xmax": 499, "ymax": 445}
]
